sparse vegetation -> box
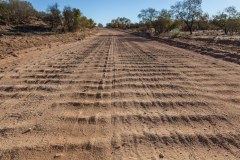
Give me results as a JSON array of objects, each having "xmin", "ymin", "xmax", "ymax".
[
  {"xmin": 0, "ymin": 0, "xmax": 96, "ymax": 32},
  {"xmin": 213, "ymin": 6, "xmax": 240, "ymax": 35},
  {"xmin": 107, "ymin": 0, "xmax": 240, "ymax": 36},
  {"xmin": 48, "ymin": 3, "xmax": 62, "ymax": 31},
  {"xmin": 0, "ymin": 0, "xmax": 36, "ymax": 25},
  {"xmin": 153, "ymin": 9, "xmax": 173, "ymax": 34},
  {"xmin": 79, "ymin": 17, "xmax": 96, "ymax": 30},
  {"xmin": 171, "ymin": 0, "xmax": 202, "ymax": 35},
  {"xmin": 97, "ymin": 23, "xmax": 104, "ymax": 28},
  {"xmin": 106, "ymin": 17, "xmax": 131, "ymax": 29},
  {"xmin": 138, "ymin": 8, "xmax": 159, "ymax": 33},
  {"xmin": 63, "ymin": 7, "xmax": 82, "ymax": 32}
]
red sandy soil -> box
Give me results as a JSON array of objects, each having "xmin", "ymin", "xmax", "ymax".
[
  {"xmin": 0, "ymin": 28, "xmax": 97, "ymax": 58},
  {"xmin": 0, "ymin": 29, "xmax": 240, "ymax": 160}
]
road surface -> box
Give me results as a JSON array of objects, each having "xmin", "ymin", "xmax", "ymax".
[{"xmin": 0, "ymin": 29, "xmax": 240, "ymax": 160}]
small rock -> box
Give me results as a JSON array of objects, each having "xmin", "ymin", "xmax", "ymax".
[
  {"xmin": 12, "ymin": 53, "xmax": 18, "ymax": 57},
  {"xmin": 22, "ymin": 128, "xmax": 32, "ymax": 134},
  {"xmin": 159, "ymin": 153, "xmax": 164, "ymax": 159},
  {"xmin": 8, "ymin": 51, "xmax": 18, "ymax": 57},
  {"xmin": 54, "ymin": 153, "xmax": 63, "ymax": 158}
]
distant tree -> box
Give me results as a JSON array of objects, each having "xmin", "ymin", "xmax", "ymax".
[
  {"xmin": 88, "ymin": 18, "xmax": 96, "ymax": 28},
  {"xmin": 109, "ymin": 19, "xmax": 116, "ymax": 28},
  {"xmin": 0, "ymin": 0, "xmax": 36, "ymax": 25},
  {"xmin": 197, "ymin": 13, "xmax": 210, "ymax": 30},
  {"xmin": 63, "ymin": 7, "xmax": 74, "ymax": 31},
  {"xmin": 171, "ymin": 20, "xmax": 187, "ymax": 31},
  {"xmin": 79, "ymin": 16, "xmax": 96, "ymax": 29},
  {"xmin": 213, "ymin": 6, "xmax": 240, "ymax": 34},
  {"xmin": 138, "ymin": 8, "xmax": 159, "ymax": 24},
  {"xmin": 117, "ymin": 17, "xmax": 131, "ymax": 29},
  {"xmin": 63, "ymin": 7, "xmax": 82, "ymax": 32},
  {"xmin": 106, "ymin": 23, "xmax": 111, "ymax": 28},
  {"xmin": 138, "ymin": 8, "xmax": 160, "ymax": 32},
  {"xmin": 120, "ymin": 17, "xmax": 131, "ymax": 29},
  {"xmin": 153, "ymin": 9, "xmax": 173, "ymax": 34},
  {"xmin": 130, "ymin": 23, "xmax": 140, "ymax": 29},
  {"xmin": 108, "ymin": 17, "xmax": 131, "ymax": 29},
  {"xmin": 0, "ymin": 0, "xmax": 96, "ymax": 33},
  {"xmin": 98, "ymin": 23, "xmax": 103, "ymax": 28},
  {"xmin": 48, "ymin": 3, "xmax": 62, "ymax": 30},
  {"xmin": 72, "ymin": 8, "xmax": 82, "ymax": 29},
  {"xmin": 224, "ymin": 6, "xmax": 240, "ymax": 34},
  {"xmin": 79, "ymin": 16, "xmax": 88, "ymax": 29},
  {"xmin": 171, "ymin": 0, "xmax": 202, "ymax": 34},
  {"xmin": 0, "ymin": 0, "xmax": 8, "ymax": 24},
  {"xmin": 213, "ymin": 12, "xmax": 228, "ymax": 34}
]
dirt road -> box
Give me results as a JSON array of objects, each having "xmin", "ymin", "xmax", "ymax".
[{"xmin": 0, "ymin": 29, "xmax": 240, "ymax": 160}]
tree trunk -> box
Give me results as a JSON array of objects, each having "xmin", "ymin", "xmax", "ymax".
[
  {"xmin": 187, "ymin": 24, "xmax": 193, "ymax": 35},
  {"xmin": 185, "ymin": 20, "xmax": 193, "ymax": 35},
  {"xmin": 189, "ymin": 27, "xmax": 193, "ymax": 35},
  {"xmin": 224, "ymin": 27, "xmax": 228, "ymax": 35}
]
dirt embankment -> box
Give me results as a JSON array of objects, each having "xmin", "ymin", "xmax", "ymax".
[
  {"xmin": 131, "ymin": 31, "xmax": 240, "ymax": 65},
  {"xmin": 0, "ymin": 28, "xmax": 98, "ymax": 59}
]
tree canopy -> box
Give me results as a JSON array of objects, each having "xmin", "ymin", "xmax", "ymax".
[
  {"xmin": 213, "ymin": 6, "xmax": 240, "ymax": 34},
  {"xmin": 171, "ymin": 0, "xmax": 202, "ymax": 34},
  {"xmin": 0, "ymin": 0, "xmax": 96, "ymax": 32},
  {"xmin": 107, "ymin": 17, "xmax": 131, "ymax": 29}
]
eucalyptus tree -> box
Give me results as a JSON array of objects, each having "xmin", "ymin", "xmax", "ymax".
[
  {"xmin": 213, "ymin": 6, "xmax": 240, "ymax": 34},
  {"xmin": 138, "ymin": 8, "xmax": 160, "ymax": 32},
  {"xmin": 48, "ymin": 3, "xmax": 62, "ymax": 30},
  {"xmin": 171, "ymin": 0, "xmax": 202, "ymax": 34},
  {"xmin": 153, "ymin": 9, "xmax": 173, "ymax": 34}
]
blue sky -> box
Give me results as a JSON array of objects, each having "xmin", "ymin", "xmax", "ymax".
[{"xmin": 27, "ymin": 0, "xmax": 240, "ymax": 25}]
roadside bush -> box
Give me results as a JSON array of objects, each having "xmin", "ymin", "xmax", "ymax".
[
  {"xmin": 108, "ymin": 17, "xmax": 131, "ymax": 29},
  {"xmin": 48, "ymin": 3, "xmax": 62, "ymax": 31},
  {"xmin": 0, "ymin": 0, "xmax": 8, "ymax": 24},
  {"xmin": 79, "ymin": 16, "xmax": 96, "ymax": 30},
  {"xmin": 0, "ymin": 0, "xmax": 96, "ymax": 33},
  {"xmin": 63, "ymin": 7, "xmax": 82, "ymax": 32},
  {"xmin": 0, "ymin": 0, "xmax": 36, "ymax": 25},
  {"xmin": 153, "ymin": 9, "xmax": 173, "ymax": 34},
  {"xmin": 170, "ymin": 28, "xmax": 180, "ymax": 38}
]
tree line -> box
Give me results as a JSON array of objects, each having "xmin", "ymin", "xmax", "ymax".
[
  {"xmin": 107, "ymin": 0, "xmax": 240, "ymax": 35},
  {"xmin": 0, "ymin": 0, "xmax": 96, "ymax": 32}
]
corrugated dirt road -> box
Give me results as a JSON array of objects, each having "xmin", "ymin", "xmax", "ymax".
[{"xmin": 0, "ymin": 29, "xmax": 240, "ymax": 160}]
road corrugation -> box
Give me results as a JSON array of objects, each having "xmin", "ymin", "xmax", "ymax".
[{"xmin": 0, "ymin": 30, "xmax": 240, "ymax": 160}]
